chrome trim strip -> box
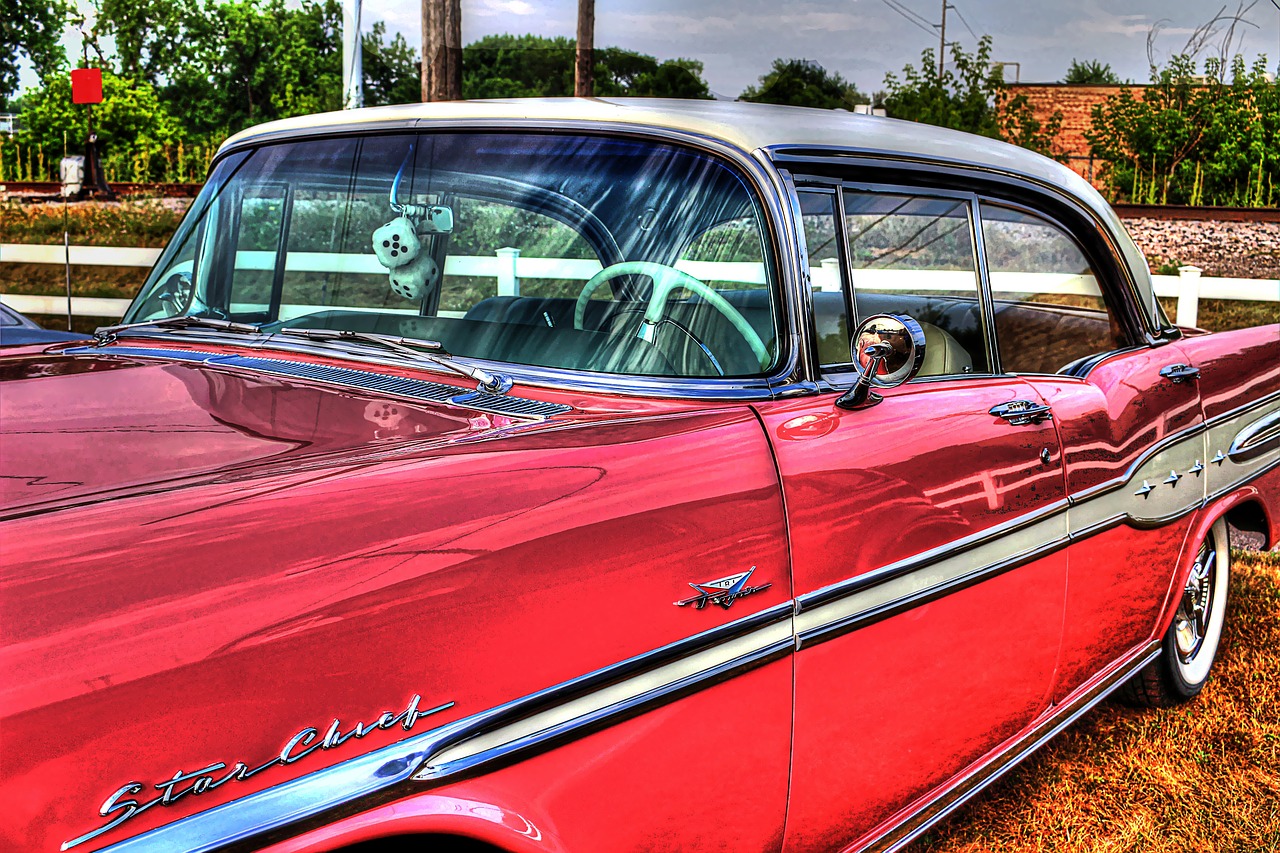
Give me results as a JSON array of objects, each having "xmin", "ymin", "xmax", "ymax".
[
  {"xmin": 870, "ymin": 640, "xmax": 1163, "ymax": 853},
  {"xmin": 797, "ymin": 535, "xmax": 1071, "ymax": 648},
  {"xmin": 90, "ymin": 603, "xmax": 793, "ymax": 853},
  {"xmin": 1229, "ymin": 408, "xmax": 1280, "ymax": 462},
  {"xmin": 799, "ymin": 391, "xmax": 1280, "ymax": 623},
  {"xmin": 797, "ymin": 498, "xmax": 1071, "ymax": 613}
]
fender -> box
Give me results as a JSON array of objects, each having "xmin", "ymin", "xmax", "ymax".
[{"xmin": 1152, "ymin": 484, "xmax": 1272, "ymax": 639}]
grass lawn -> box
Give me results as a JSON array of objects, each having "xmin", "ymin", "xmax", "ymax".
[{"xmin": 908, "ymin": 548, "xmax": 1280, "ymax": 853}]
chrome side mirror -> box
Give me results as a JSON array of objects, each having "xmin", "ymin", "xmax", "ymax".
[{"xmin": 836, "ymin": 314, "xmax": 927, "ymax": 410}]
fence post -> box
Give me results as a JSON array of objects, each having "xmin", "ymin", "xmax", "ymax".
[
  {"xmin": 819, "ymin": 257, "xmax": 841, "ymax": 292},
  {"xmin": 1176, "ymin": 265, "xmax": 1201, "ymax": 328},
  {"xmin": 496, "ymin": 247, "xmax": 520, "ymax": 296}
]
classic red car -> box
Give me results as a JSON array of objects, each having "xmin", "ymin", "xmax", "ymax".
[{"xmin": 2, "ymin": 99, "xmax": 1277, "ymax": 853}]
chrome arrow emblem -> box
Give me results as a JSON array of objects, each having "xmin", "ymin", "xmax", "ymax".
[
  {"xmin": 1188, "ymin": 460, "xmax": 1205, "ymax": 477},
  {"xmin": 1164, "ymin": 470, "xmax": 1182, "ymax": 487},
  {"xmin": 1211, "ymin": 450, "xmax": 1227, "ymax": 466},
  {"xmin": 1135, "ymin": 480, "xmax": 1155, "ymax": 499},
  {"xmin": 675, "ymin": 567, "xmax": 771, "ymax": 610}
]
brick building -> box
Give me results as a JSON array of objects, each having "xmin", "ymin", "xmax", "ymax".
[{"xmin": 1004, "ymin": 83, "xmax": 1145, "ymax": 189}]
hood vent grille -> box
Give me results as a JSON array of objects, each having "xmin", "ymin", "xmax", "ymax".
[{"xmin": 64, "ymin": 345, "xmax": 572, "ymax": 420}]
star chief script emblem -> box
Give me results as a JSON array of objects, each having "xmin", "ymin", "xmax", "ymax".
[{"xmin": 674, "ymin": 567, "xmax": 771, "ymax": 610}]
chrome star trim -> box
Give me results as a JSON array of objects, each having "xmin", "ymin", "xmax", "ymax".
[
  {"xmin": 1211, "ymin": 450, "xmax": 1227, "ymax": 465},
  {"xmin": 675, "ymin": 566, "xmax": 772, "ymax": 610},
  {"xmin": 1164, "ymin": 470, "xmax": 1182, "ymax": 487},
  {"xmin": 1188, "ymin": 460, "xmax": 1205, "ymax": 476},
  {"xmin": 62, "ymin": 693, "xmax": 453, "ymax": 851},
  {"xmin": 1134, "ymin": 480, "xmax": 1155, "ymax": 498}
]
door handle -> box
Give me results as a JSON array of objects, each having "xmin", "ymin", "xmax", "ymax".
[
  {"xmin": 1160, "ymin": 363, "xmax": 1200, "ymax": 383},
  {"xmin": 989, "ymin": 400, "xmax": 1053, "ymax": 425}
]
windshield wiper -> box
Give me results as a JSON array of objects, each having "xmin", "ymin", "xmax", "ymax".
[
  {"xmin": 92, "ymin": 315, "xmax": 264, "ymax": 345},
  {"xmin": 277, "ymin": 328, "xmax": 513, "ymax": 396}
]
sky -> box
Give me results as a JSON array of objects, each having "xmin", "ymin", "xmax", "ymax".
[{"xmin": 20, "ymin": 0, "xmax": 1280, "ymax": 99}]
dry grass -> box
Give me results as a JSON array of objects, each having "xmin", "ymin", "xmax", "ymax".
[{"xmin": 908, "ymin": 550, "xmax": 1280, "ymax": 853}]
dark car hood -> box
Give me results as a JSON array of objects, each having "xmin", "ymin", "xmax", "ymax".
[{"xmin": 0, "ymin": 347, "xmax": 535, "ymax": 515}]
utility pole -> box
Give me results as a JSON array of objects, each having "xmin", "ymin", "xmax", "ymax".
[
  {"xmin": 937, "ymin": 0, "xmax": 948, "ymax": 81},
  {"xmin": 575, "ymin": 0, "xmax": 594, "ymax": 97},
  {"xmin": 342, "ymin": 0, "xmax": 363, "ymax": 109},
  {"xmin": 421, "ymin": 0, "xmax": 461, "ymax": 101}
]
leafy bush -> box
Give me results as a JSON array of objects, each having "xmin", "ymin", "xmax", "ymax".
[{"xmin": 1088, "ymin": 55, "xmax": 1279, "ymax": 206}]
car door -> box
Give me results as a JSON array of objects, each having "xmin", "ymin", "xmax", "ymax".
[
  {"xmin": 763, "ymin": 184, "xmax": 1069, "ymax": 852},
  {"xmin": 970, "ymin": 199, "xmax": 1206, "ymax": 701}
]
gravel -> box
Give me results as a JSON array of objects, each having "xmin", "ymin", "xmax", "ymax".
[{"xmin": 1121, "ymin": 218, "xmax": 1280, "ymax": 280}]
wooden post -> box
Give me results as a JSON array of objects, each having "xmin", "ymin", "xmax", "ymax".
[
  {"xmin": 444, "ymin": 0, "xmax": 462, "ymax": 100},
  {"xmin": 421, "ymin": 0, "xmax": 438, "ymax": 101},
  {"xmin": 575, "ymin": 0, "xmax": 594, "ymax": 98},
  {"xmin": 421, "ymin": 0, "xmax": 461, "ymax": 101}
]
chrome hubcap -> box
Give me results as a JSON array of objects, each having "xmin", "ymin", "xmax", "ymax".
[{"xmin": 1175, "ymin": 543, "xmax": 1216, "ymax": 663}]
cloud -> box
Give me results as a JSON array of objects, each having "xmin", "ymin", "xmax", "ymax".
[{"xmin": 473, "ymin": 0, "xmax": 537, "ymax": 17}]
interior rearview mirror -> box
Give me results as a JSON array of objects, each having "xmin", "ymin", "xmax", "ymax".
[{"xmin": 836, "ymin": 314, "xmax": 927, "ymax": 410}]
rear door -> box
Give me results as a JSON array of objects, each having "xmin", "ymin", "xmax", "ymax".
[
  {"xmin": 770, "ymin": 184, "xmax": 1068, "ymax": 852},
  {"xmin": 972, "ymin": 199, "xmax": 1205, "ymax": 700}
]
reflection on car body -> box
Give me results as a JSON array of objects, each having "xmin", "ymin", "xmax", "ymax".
[{"xmin": 1, "ymin": 99, "xmax": 1277, "ymax": 853}]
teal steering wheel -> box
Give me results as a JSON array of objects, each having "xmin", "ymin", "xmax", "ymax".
[{"xmin": 573, "ymin": 261, "xmax": 771, "ymax": 371}]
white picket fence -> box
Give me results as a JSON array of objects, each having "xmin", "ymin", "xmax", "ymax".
[{"xmin": 1, "ymin": 243, "xmax": 1276, "ymax": 328}]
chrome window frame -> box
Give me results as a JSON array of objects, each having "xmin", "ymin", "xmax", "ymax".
[
  {"xmin": 768, "ymin": 147, "xmax": 1172, "ymax": 344},
  {"xmin": 788, "ymin": 174, "xmax": 1003, "ymax": 387}
]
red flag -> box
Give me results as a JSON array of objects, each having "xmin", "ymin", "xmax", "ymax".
[{"xmin": 70, "ymin": 68, "xmax": 103, "ymax": 105}]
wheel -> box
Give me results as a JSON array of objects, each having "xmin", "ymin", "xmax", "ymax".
[
  {"xmin": 572, "ymin": 261, "xmax": 772, "ymax": 372},
  {"xmin": 1119, "ymin": 517, "xmax": 1230, "ymax": 707}
]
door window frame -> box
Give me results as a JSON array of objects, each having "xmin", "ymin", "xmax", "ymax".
[
  {"xmin": 974, "ymin": 195, "xmax": 1146, "ymax": 378},
  {"xmin": 790, "ymin": 169, "xmax": 1159, "ymax": 386},
  {"xmin": 795, "ymin": 177, "xmax": 1001, "ymax": 385}
]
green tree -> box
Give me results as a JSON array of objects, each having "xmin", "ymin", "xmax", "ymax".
[
  {"xmin": 1087, "ymin": 54, "xmax": 1278, "ymax": 205},
  {"xmin": 15, "ymin": 67, "xmax": 181, "ymax": 178},
  {"xmin": 597, "ymin": 50, "xmax": 710, "ymax": 99},
  {"xmin": 882, "ymin": 37, "xmax": 1003, "ymax": 137},
  {"xmin": 362, "ymin": 21, "xmax": 420, "ymax": 106},
  {"xmin": 998, "ymin": 92, "xmax": 1064, "ymax": 158},
  {"xmin": 1, "ymin": 0, "xmax": 70, "ymax": 105},
  {"xmin": 739, "ymin": 58, "xmax": 866, "ymax": 109},
  {"xmin": 1063, "ymin": 59, "xmax": 1121, "ymax": 85},
  {"xmin": 461, "ymin": 34, "xmax": 710, "ymax": 100},
  {"xmin": 94, "ymin": 0, "xmax": 189, "ymax": 85}
]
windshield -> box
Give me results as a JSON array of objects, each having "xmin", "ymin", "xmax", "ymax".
[{"xmin": 127, "ymin": 132, "xmax": 780, "ymax": 379}]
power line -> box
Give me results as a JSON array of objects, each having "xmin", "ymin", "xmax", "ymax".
[
  {"xmin": 885, "ymin": 0, "xmax": 935, "ymax": 29},
  {"xmin": 877, "ymin": 0, "xmax": 938, "ymax": 39},
  {"xmin": 951, "ymin": 5, "xmax": 981, "ymax": 40}
]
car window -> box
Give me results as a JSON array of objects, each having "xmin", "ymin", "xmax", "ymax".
[
  {"xmin": 439, "ymin": 198, "xmax": 601, "ymax": 315},
  {"xmin": 839, "ymin": 189, "xmax": 989, "ymax": 376},
  {"xmin": 980, "ymin": 202, "xmax": 1127, "ymax": 375},
  {"xmin": 126, "ymin": 133, "xmax": 781, "ymax": 379},
  {"xmin": 796, "ymin": 190, "xmax": 852, "ymax": 366}
]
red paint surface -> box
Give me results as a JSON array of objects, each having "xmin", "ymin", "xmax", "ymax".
[
  {"xmin": 756, "ymin": 377, "xmax": 1068, "ymax": 853},
  {"xmin": 0, "ymin": 346, "xmax": 789, "ymax": 852},
  {"xmin": 1, "ymin": 319, "xmax": 1275, "ymax": 853}
]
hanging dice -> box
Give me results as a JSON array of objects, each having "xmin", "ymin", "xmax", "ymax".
[{"xmin": 372, "ymin": 216, "xmax": 422, "ymax": 269}]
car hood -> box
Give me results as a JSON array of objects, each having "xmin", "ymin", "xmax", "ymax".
[{"xmin": 0, "ymin": 346, "xmax": 540, "ymax": 516}]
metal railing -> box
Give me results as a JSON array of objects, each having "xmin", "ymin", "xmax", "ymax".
[{"xmin": 1, "ymin": 244, "xmax": 1276, "ymax": 329}]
